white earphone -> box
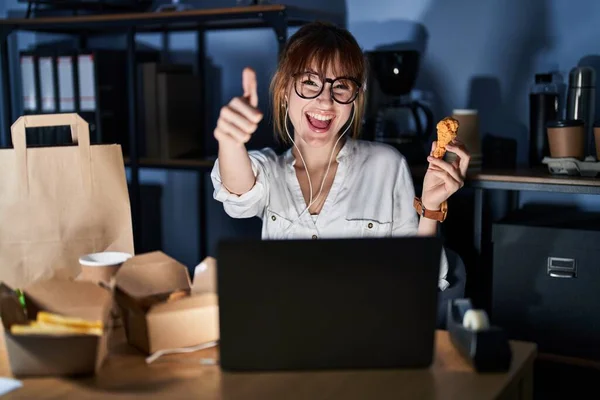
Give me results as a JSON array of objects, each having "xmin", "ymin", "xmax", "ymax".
[{"xmin": 282, "ymin": 103, "xmax": 355, "ymax": 236}]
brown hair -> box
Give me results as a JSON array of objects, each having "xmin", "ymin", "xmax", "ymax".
[{"xmin": 270, "ymin": 21, "xmax": 367, "ymax": 144}]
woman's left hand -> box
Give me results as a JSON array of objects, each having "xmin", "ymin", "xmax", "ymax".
[{"xmin": 421, "ymin": 140, "xmax": 471, "ymax": 210}]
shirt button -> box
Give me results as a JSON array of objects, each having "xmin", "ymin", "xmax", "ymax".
[
  {"xmin": 312, "ymin": 235, "xmax": 318, "ymax": 240},
  {"xmin": 271, "ymin": 215, "xmax": 276, "ymax": 221},
  {"xmin": 367, "ymin": 223, "xmax": 373, "ymax": 229}
]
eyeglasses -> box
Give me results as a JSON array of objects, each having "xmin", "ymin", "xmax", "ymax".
[{"xmin": 293, "ymin": 72, "xmax": 361, "ymax": 104}]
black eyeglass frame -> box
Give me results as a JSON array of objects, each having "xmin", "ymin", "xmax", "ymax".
[{"xmin": 292, "ymin": 72, "xmax": 362, "ymax": 105}]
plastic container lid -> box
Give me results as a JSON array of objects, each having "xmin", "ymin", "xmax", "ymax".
[
  {"xmin": 531, "ymin": 73, "xmax": 558, "ymax": 93},
  {"xmin": 535, "ymin": 73, "xmax": 553, "ymax": 84},
  {"xmin": 546, "ymin": 119, "xmax": 584, "ymax": 128}
]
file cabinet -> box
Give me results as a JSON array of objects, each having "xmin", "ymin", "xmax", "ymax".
[{"xmin": 491, "ymin": 208, "xmax": 600, "ymax": 360}]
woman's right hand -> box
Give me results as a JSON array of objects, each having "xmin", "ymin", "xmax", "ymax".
[{"xmin": 214, "ymin": 67, "xmax": 263, "ymax": 146}]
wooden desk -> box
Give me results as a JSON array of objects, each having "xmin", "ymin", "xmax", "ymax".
[{"xmin": 0, "ymin": 329, "xmax": 536, "ymax": 400}]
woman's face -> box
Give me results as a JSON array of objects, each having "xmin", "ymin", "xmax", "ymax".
[{"xmin": 285, "ymin": 63, "xmax": 357, "ymax": 149}]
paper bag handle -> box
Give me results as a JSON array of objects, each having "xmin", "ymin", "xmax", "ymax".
[{"xmin": 10, "ymin": 113, "xmax": 93, "ymax": 197}]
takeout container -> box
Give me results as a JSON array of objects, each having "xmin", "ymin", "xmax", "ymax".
[
  {"xmin": 0, "ymin": 279, "xmax": 112, "ymax": 377},
  {"xmin": 113, "ymin": 251, "xmax": 219, "ymax": 354}
]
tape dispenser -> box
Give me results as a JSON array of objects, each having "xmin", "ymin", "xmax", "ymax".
[{"xmin": 447, "ymin": 298, "xmax": 512, "ymax": 372}]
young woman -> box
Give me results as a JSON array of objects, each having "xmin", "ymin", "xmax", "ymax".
[{"xmin": 210, "ymin": 21, "xmax": 470, "ymax": 291}]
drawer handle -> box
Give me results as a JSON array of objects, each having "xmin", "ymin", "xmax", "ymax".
[
  {"xmin": 549, "ymin": 271, "xmax": 575, "ymax": 279},
  {"xmin": 547, "ymin": 257, "xmax": 577, "ymax": 279}
]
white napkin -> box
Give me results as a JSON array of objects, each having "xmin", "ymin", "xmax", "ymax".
[{"xmin": 0, "ymin": 377, "xmax": 22, "ymax": 395}]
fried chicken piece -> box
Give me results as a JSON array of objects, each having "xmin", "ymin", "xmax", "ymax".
[
  {"xmin": 167, "ymin": 289, "xmax": 190, "ymax": 302},
  {"xmin": 433, "ymin": 117, "xmax": 459, "ymax": 159}
]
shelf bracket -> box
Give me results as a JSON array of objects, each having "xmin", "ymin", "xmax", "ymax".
[{"xmin": 262, "ymin": 11, "xmax": 288, "ymax": 55}]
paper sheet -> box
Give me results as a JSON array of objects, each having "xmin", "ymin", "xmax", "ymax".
[{"xmin": 0, "ymin": 377, "xmax": 22, "ymax": 396}]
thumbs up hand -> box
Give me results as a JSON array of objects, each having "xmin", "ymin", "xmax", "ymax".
[{"xmin": 214, "ymin": 67, "xmax": 264, "ymax": 145}]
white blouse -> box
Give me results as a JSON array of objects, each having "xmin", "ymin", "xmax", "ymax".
[{"xmin": 210, "ymin": 138, "xmax": 449, "ymax": 291}]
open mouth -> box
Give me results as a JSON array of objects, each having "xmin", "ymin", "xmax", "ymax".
[{"xmin": 305, "ymin": 112, "xmax": 335, "ymax": 133}]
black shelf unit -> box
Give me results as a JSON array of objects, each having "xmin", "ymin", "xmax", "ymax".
[{"xmin": 0, "ymin": 4, "xmax": 344, "ymax": 258}]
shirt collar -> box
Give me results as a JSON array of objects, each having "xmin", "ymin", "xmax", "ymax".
[{"xmin": 284, "ymin": 137, "xmax": 354, "ymax": 167}]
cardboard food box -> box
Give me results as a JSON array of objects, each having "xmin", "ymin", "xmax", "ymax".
[
  {"xmin": 0, "ymin": 279, "xmax": 112, "ymax": 377},
  {"xmin": 114, "ymin": 251, "xmax": 219, "ymax": 354}
]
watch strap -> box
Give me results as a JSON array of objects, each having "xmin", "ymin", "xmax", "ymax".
[{"xmin": 413, "ymin": 197, "xmax": 448, "ymax": 222}]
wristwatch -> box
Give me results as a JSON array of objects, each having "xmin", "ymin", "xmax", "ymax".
[{"xmin": 413, "ymin": 197, "xmax": 448, "ymax": 222}]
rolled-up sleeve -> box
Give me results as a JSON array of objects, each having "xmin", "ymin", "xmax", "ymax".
[
  {"xmin": 391, "ymin": 157, "xmax": 450, "ymax": 291},
  {"xmin": 210, "ymin": 150, "xmax": 270, "ymax": 219}
]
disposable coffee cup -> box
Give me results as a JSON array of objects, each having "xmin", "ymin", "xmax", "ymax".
[
  {"xmin": 78, "ymin": 252, "xmax": 132, "ymax": 285},
  {"xmin": 446, "ymin": 109, "xmax": 481, "ymax": 169},
  {"xmin": 547, "ymin": 120, "xmax": 585, "ymax": 159},
  {"xmin": 79, "ymin": 251, "xmax": 132, "ymax": 328}
]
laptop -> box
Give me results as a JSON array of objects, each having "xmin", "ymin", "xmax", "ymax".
[{"xmin": 216, "ymin": 236, "xmax": 442, "ymax": 371}]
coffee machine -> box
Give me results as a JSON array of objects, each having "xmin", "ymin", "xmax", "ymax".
[{"xmin": 363, "ymin": 50, "xmax": 434, "ymax": 165}]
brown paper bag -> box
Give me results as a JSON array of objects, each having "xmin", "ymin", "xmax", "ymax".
[{"xmin": 0, "ymin": 113, "xmax": 134, "ymax": 288}]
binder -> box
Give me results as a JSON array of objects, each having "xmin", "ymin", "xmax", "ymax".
[
  {"xmin": 39, "ymin": 56, "xmax": 56, "ymax": 113},
  {"xmin": 38, "ymin": 54, "xmax": 62, "ymax": 145},
  {"xmin": 18, "ymin": 46, "xmax": 160, "ymax": 152},
  {"xmin": 76, "ymin": 53, "xmax": 102, "ymax": 143},
  {"xmin": 19, "ymin": 53, "xmax": 37, "ymax": 113},
  {"xmin": 77, "ymin": 54, "xmax": 97, "ymax": 112},
  {"xmin": 20, "ymin": 52, "xmax": 42, "ymax": 146},
  {"xmin": 57, "ymin": 55, "xmax": 75, "ymax": 112}
]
